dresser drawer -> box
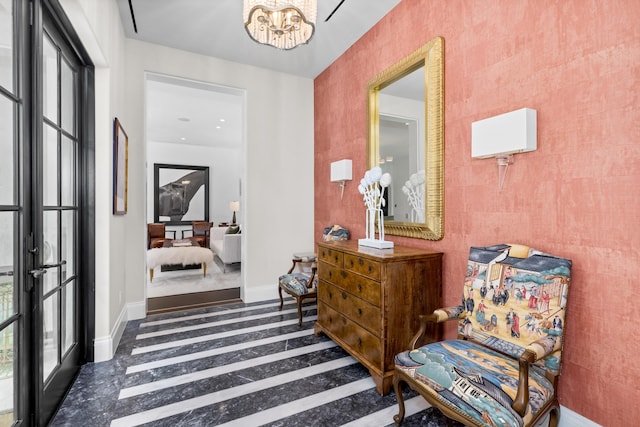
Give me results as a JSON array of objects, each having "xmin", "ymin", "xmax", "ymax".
[
  {"xmin": 316, "ymin": 303, "xmax": 382, "ymax": 368},
  {"xmin": 318, "ymin": 263, "xmax": 381, "ymax": 306},
  {"xmin": 317, "ymin": 246, "xmax": 344, "ymax": 267},
  {"xmin": 344, "ymin": 253, "xmax": 381, "ymax": 280},
  {"xmin": 318, "ymin": 281, "xmax": 380, "ymax": 335}
]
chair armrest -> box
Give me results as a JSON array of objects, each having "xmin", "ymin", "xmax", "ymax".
[
  {"xmin": 409, "ymin": 305, "xmax": 466, "ymax": 350},
  {"xmin": 431, "ymin": 305, "xmax": 467, "ymax": 323},
  {"xmin": 512, "ymin": 336, "xmax": 561, "ymax": 416},
  {"xmin": 166, "ymin": 230, "xmax": 176, "ymax": 238},
  {"xmin": 287, "ymin": 258, "xmax": 317, "ymax": 274}
]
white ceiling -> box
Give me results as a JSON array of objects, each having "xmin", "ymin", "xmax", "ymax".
[
  {"xmin": 117, "ymin": 0, "xmax": 401, "ymax": 147},
  {"xmin": 116, "ymin": 0, "xmax": 401, "ymax": 79}
]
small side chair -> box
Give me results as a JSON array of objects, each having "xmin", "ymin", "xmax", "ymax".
[
  {"xmin": 147, "ymin": 223, "xmax": 176, "ymax": 249},
  {"xmin": 278, "ymin": 225, "xmax": 350, "ymax": 326},
  {"xmin": 182, "ymin": 221, "xmax": 213, "ymax": 248}
]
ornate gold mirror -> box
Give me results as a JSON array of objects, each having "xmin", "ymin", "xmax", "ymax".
[{"xmin": 367, "ymin": 36, "xmax": 444, "ymax": 240}]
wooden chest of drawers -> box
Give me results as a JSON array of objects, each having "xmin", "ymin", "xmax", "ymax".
[{"xmin": 314, "ymin": 240, "xmax": 443, "ymax": 395}]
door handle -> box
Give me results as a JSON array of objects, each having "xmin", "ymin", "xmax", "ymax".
[
  {"xmin": 41, "ymin": 260, "xmax": 67, "ymax": 269},
  {"xmin": 29, "ymin": 260, "xmax": 67, "ymax": 279},
  {"xmin": 29, "ymin": 268, "xmax": 47, "ymax": 278}
]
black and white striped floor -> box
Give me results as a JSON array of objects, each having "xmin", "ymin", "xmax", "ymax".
[{"xmin": 50, "ymin": 299, "xmax": 459, "ymax": 426}]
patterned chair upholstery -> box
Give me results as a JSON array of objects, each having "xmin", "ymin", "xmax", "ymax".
[
  {"xmin": 393, "ymin": 244, "xmax": 572, "ymax": 427},
  {"xmin": 278, "ymin": 225, "xmax": 349, "ymax": 326}
]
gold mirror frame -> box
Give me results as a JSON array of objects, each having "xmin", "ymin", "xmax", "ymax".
[{"xmin": 367, "ymin": 36, "xmax": 444, "ymax": 240}]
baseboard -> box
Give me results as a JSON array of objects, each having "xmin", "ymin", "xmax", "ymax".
[
  {"xmin": 93, "ymin": 304, "xmax": 127, "ymax": 362},
  {"xmin": 242, "ymin": 284, "xmax": 278, "ymax": 303},
  {"xmin": 560, "ymin": 405, "xmax": 601, "ymax": 427},
  {"xmin": 127, "ymin": 300, "xmax": 147, "ymax": 320}
]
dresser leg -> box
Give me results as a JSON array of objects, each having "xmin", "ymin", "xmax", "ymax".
[{"xmin": 371, "ymin": 371, "xmax": 393, "ymax": 395}]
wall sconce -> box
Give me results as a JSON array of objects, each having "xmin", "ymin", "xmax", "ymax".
[
  {"xmin": 472, "ymin": 108, "xmax": 537, "ymax": 191},
  {"xmin": 330, "ymin": 159, "xmax": 352, "ymax": 199},
  {"xmin": 229, "ymin": 201, "xmax": 240, "ymax": 225}
]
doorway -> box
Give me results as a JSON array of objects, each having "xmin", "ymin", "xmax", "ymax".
[
  {"xmin": 0, "ymin": 1, "xmax": 94, "ymax": 425},
  {"xmin": 144, "ymin": 73, "xmax": 244, "ymax": 313}
]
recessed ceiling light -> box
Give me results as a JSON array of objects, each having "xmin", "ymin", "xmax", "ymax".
[
  {"xmin": 178, "ymin": 117, "xmax": 190, "ymax": 122},
  {"xmin": 216, "ymin": 126, "xmax": 221, "ymax": 129},
  {"xmin": 180, "ymin": 137, "xmax": 186, "ymax": 141},
  {"xmin": 219, "ymin": 118, "xmax": 225, "ymax": 122}
]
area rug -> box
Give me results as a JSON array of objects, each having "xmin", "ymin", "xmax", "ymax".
[{"xmin": 147, "ymin": 257, "xmax": 240, "ymax": 298}]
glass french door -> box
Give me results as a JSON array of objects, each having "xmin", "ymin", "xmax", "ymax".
[
  {"xmin": 34, "ymin": 8, "xmax": 83, "ymax": 425},
  {"xmin": 0, "ymin": 1, "xmax": 94, "ymax": 425}
]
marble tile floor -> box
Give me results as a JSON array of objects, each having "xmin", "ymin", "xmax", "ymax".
[{"xmin": 50, "ymin": 299, "xmax": 462, "ymax": 427}]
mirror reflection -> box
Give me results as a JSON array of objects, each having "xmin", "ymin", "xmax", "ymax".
[
  {"xmin": 378, "ymin": 65, "xmax": 425, "ymax": 223},
  {"xmin": 367, "ymin": 37, "xmax": 444, "ymax": 240}
]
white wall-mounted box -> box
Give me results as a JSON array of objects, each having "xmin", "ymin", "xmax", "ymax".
[
  {"xmin": 471, "ymin": 108, "xmax": 537, "ymax": 158},
  {"xmin": 330, "ymin": 159, "xmax": 352, "ymax": 182}
]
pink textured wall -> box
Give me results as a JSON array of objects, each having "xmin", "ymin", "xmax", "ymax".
[{"xmin": 314, "ymin": 1, "xmax": 640, "ymax": 425}]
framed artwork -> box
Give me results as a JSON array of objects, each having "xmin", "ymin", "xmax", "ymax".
[
  {"xmin": 154, "ymin": 164, "xmax": 209, "ymax": 225},
  {"xmin": 113, "ymin": 117, "xmax": 128, "ymax": 215}
]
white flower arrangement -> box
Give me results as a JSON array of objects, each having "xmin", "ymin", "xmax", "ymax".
[
  {"xmin": 401, "ymin": 170, "xmax": 425, "ymax": 223},
  {"xmin": 357, "ymin": 166, "xmax": 394, "ymax": 249}
]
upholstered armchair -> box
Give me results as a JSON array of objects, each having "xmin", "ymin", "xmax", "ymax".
[
  {"xmin": 147, "ymin": 223, "xmax": 176, "ymax": 249},
  {"xmin": 182, "ymin": 221, "xmax": 213, "ymax": 248},
  {"xmin": 278, "ymin": 225, "xmax": 350, "ymax": 326},
  {"xmin": 393, "ymin": 243, "xmax": 572, "ymax": 427}
]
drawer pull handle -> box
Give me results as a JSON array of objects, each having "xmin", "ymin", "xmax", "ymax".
[
  {"xmin": 358, "ymin": 258, "xmax": 364, "ymax": 266},
  {"xmin": 368, "ymin": 265, "xmax": 373, "ymax": 273},
  {"xmin": 358, "ymin": 283, "xmax": 362, "ymax": 292},
  {"xmin": 357, "ymin": 308, "xmax": 362, "ymax": 316},
  {"xmin": 350, "ymin": 259, "xmax": 354, "ymax": 267},
  {"xmin": 340, "ymin": 271, "xmax": 347, "ymax": 279},
  {"xmin": 341, "ymin": 291, "xmax": 347, "ymax": 299},
  {"xmin": 328, "ymin": 271, "xmax": 332, "ymax": 279}
]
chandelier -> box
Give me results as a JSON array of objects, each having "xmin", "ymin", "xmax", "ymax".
[{"xmin": 243, "ymin": 0, "xmax": 317, "ymax": 50}]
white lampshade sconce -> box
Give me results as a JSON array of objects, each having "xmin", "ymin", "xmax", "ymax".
[
  {"xmin": 330, "ymin": 159, "xmax": 352, "ymax": 199},
  {"xmin": 471, "ymin": 108, "xmax": 537, "ymax": 191}
]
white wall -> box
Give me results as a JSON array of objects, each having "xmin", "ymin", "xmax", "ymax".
[
  {"xmin": 61, "ymin": 1, "xmax": 315, "ymax": 360},
  {"xmin": 125, "ymin": 41, "xmax": 315, "ymax": 308},
  {"xmin": 59, "ymin": 0, "xmax": 132, "ymax": 361}
]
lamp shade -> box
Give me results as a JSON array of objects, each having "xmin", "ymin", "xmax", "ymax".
[
  {"xmin": 243, "ymin": 0, "xmax": 317, "ymax": 50},
  {"xmin": 330, "ymin": 159, "xmax": 352, "ymax": 182},
  {"xmin": 229, "ymin": 201, "xmax": 240, "ymax": 212},
  {"xmin": 471, "ymin": 108, "xmax": 537, "ymax": 158}
]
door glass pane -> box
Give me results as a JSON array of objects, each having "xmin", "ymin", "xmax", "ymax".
[
  {"xmin": 61, "ymin": 136, "xmax": 75, "ymax": 206},
  {"xmin": 43, "ymin": 124, "xmax": 58, "ymax": 206},
  {"xmin": 0, "ymin": 323, "xmax": 15, "ymax": 426},
  {"xmin": 43, "ymin": 35, "xmax": 57, "ymax": 122},
  {"xmin": 42, "ymin": 293, "xmax": 59, "ymax": 381},
  {"xmin": 43, "ymin": 211, "xmax": 58, "ymax": 295},
  {"xmin": 0, "ymin": 95, "xmax": 13, "ymax": 205},
  {"xmin": 0, "ymin": 212, "xmax": 13, "ymax": 324},
  {"xmin": 0, "ymin": 0, "xmax": 13, "ymax": 92},
  {"xmin": 61, "ymin": 210, "xmax": 74, "ymax": 279},
  {"xmin": 60, "ymin": 58, "xmax": 74, "ymax": 134},
  {"xmin": 62, "ymin": 281, "xmax": 74, "ymax": 354}
]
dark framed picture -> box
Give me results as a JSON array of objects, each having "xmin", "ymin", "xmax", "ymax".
[
  {"xmin": 154, "ymin": 164, "xmax": 209, "ymax": 225},
  {"xmin": 113, "ymin": 118, "xmax": 128, "ymax": 215}
]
